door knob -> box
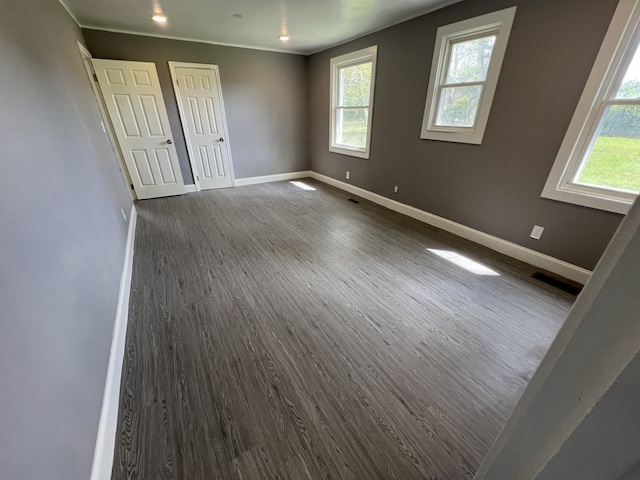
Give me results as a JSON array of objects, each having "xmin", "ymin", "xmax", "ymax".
[
  {"xmin": 219, "ymin": 137, "xmax": 224, "ymax": 142},
  {"xmin": 166, "ymin": 139, "xmax": 173, "ymax": 144}
]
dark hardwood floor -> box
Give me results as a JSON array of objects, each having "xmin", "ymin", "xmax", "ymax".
[{"xmin": 112, "ymin": 179, "xmax": 573, "ymax": 479}]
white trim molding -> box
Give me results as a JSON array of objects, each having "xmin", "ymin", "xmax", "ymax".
[
  {"xmin": 184, "ymin": 184, "xmax": 197, "ymax": 193},
  {"xmin": 309, "ymin": 172, "xmax": 591, "ymax": 284},
  {"xmin": 58, "ymin": 0, "xmax": 81, "ymax": 26},
  {"xmin": 541, "ymin": 0, "xmax": 640, "ymax": 215},
  {"xmin": 90, "ymin": 205, "xmax": 137, "ymax": 480},
  {"xmin": 193, "ymin": 168, "xmax": 591, "ymax": 282},
  {"xmin": 329, "ymin": 46, "xmax": 378, "ymax": 159},
  {"xmin": 77, "ymin": 42, "xmax": 137, "ymax": 202},
  {"xmin": 420, "ymin": 7, "xmax": 517, "ymax": 144},
  {"xmin": 79, "ymin": 26, "xmax": 297, "ymax": 55},
  {"xmin": 474, "ymin": 183, "xmax": 640, "ymax": 480},
  {"xmin": 235, "ymin": 171, "xmax": 312, "ymax": 187}
]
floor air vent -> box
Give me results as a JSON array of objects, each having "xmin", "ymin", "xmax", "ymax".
[{"xmin": 532, "ymin": 271, "xmax": 583, "ymax": 295}]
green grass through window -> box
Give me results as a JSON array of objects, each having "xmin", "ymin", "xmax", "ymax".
[
  {"xmin": 340, "ymin": 121, "xmax": 367, "ymax": 148},
  {"xmin": 577, "ymin": 136, "xmax": 640, "ymax": 193}
]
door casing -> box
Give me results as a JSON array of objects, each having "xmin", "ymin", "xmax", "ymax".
[{"xmin": 77, "ymin": 42, "xmax": 136, "ymax": 200}]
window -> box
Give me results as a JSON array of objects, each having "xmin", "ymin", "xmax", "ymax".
[
  {"xmin": 420, "ymin": 7, "xmax": 516, "ymax": 144},
  {"xmin": 330, "ymin": 46, "xmax": 378, "ymax": 159},
  {"xmin": 542, "ymin": 0, "xmax": 640, "ymax": 214}
]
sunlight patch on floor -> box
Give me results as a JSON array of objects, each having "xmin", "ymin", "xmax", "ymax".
[
  {"xmin": 428, "ymin": 249, "xmax": 500, "ymax": 276},
  {"xmin": 290, "ymin": 180, "xmax": 316, "ymax": 191}
]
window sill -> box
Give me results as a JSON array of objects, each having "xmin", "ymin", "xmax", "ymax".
[
  {"xmin": 330, "ymin": 145, "xmax": 370, "ymax": 159},
  {"xmin": 541, "ymin": 183, "xmax": 632, "ymax": 215},
  {"xmin": 420, "ymin": 128, "xmax": 484, "ymax": 145}
]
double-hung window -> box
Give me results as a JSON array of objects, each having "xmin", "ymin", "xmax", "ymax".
[
  {"xmin": 420, "ymin": 7, "xmax": 516, "ymax": 144},
  {"xmin": 330, "ymin": 46, "xmax": 378, "ymax": 159},
  {"xmin": 542, "ymin": 0, "xmax": 640, "ymax": 214}
]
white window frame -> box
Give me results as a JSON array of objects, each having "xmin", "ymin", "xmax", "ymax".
[
  {"xmin": 329, "ymin": 46, "xmax": 378, "ymax": 159},
  {"xmin": 420, "ymin": 7, "xmax": 516, "ymax": 144},
  {"xmin": 541, "ymin": 0, "xmax": 640, "ymax": 215}
]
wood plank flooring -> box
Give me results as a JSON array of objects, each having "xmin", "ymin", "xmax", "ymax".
[{"xmin": 112, "ymin": 179, "xmax": 573, "ymax": 479}]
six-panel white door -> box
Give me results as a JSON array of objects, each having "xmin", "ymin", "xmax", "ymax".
[
  {"xmin": 172, "ymin": 65, "xmax": 234, "ymax": 190},
  {"xmin": 92, "ymin": 59, "xmax": 185, "ymax": 200}
]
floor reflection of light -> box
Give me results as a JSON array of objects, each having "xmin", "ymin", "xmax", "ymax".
[
  {"xmin": 290, "ymin": 181, "xmax": 316, "ymax": 191},
  {"xmin": 428, "ymin": 249, "xmax": 500, "ymax": 276}
]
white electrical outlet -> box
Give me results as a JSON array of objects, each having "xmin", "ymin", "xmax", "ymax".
[
  {"xmin": 530, "ymin": 225, "xmax": 544, "ymax": 240},
  {"xmin": 394, "ymin": 186, "xmax": 399, "ymax": 194},
  {"xmin": 121, "ymin": 208, "xmax": 127, "ymax": 222},
  {"xmin": 346, "ymin": 171, "xmax": 350, "ymax": 180}
]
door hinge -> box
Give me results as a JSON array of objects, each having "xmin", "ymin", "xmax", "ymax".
[
  {"xmin": 130, "ymin": 184, "xmax": 134, "ymax": 189},
  {"xmin": 197, "ymin": 176, "xmax": 200, "ymax": 181},
  {"xmin": 93, "ymin": 73, "xmax": 98, "ymax": 82}
]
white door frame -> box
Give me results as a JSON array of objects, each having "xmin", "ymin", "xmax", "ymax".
[
  {"xmin": 77, "ymin": 42, "xmax": 137, "ymax": 201},
  {"xmin": 168, "ymin": 61, "xmax": 236, "ymax": 191}
]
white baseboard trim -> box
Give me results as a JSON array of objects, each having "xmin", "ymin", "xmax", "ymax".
[
  {"xmin": 235, "ymin": 171, "xmax": 312, "ymax": 187},
  {"xmin": 309, "ymin": 171, "xmax": 591, "ymax": 284},
  {"xmin": 184, "ymin": 184, "xmax": 197, "ymax": 193},
  {"xmin": 90, "ymin": 204, "xmax": 137, "ymax": 480}
]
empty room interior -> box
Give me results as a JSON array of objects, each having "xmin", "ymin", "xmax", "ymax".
[{"xmin": 3, "ymin": 0, "xmax": 640, "ymax": 478}]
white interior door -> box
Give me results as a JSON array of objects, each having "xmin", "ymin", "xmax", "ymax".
[
  {"xmin": 170, "ymin": 64, "xmax": 234, "ymax": 190},
  {"xmin": 92, "ymin": 59, "xmax": 185, "ymax": 200}
]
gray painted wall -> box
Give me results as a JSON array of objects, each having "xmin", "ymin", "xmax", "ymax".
[
  {"xmin": 619, "ymin": 460, "xmax": 640, "ymax": 480},
  {"xmin": 0, "ymin": 1, "xmax": 132, "ymax": 478},
  {"xmin": 308, "ymin": 0, "xmax": 623, "ymax": 270},
  {"xmin": 83, "ymin": 29, "xmax": 309, "ymax": 183},
  {"xmin": 474, "ymin": 191, "xmax": 640, "ymax": 479}
]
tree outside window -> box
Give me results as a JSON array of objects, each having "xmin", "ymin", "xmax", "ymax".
[
  {"xmin": 420, "ymin": 7, "xmax": 517, "ymax": 144},
  {"xmin": 330, "ymin": 46, "xmax": 378, "ymax": 159},
  {"xmin": 542, "ymin": 0, "xmax": 640, "ymax": 214}
]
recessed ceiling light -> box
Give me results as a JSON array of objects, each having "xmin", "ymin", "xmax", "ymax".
[
  {"xmin": 278, "ymin": 35, "xmax": 290, "ymax": 42},
  {"xmin": 151, "ymin": 14, "xmax": 168, "ymax": 23},
  {"xmin": 232, "ymin": 13, "xmax": 244, "ymax": 19}
]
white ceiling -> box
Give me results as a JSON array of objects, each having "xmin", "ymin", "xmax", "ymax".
[{"xmin": 60, "ymin": 0, "xmax": 461, "ymax": 55}]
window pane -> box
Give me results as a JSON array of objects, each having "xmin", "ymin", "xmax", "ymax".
[
  {"xmin": 575, "ymin": 105, "xmax": 640, "ymax": 193},
  {"xmin": 339, "ymin": 62, "xmax": 372, "ymax": 107},
  {"xmin": 337, "ymin": 108, "xmax": 368, "ymax": 147},
  {"xmin": 445, "ymin": 35, "xmax": 496, "ymax": 84},
  {"xmin": 436, "ymin": 85, "xmax": 482, "ymax": 127},
  {"xmin": 615, "ymin": 42, "xmax": 640, "ymax": 99}
]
